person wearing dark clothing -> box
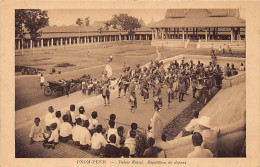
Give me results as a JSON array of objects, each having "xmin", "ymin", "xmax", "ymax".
[{"xmin": 103, "ymin": 134, "xmax": 120, "ymax": 158}]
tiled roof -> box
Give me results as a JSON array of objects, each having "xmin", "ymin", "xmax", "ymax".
[{"xmin": 149, "ymin": 17, "xmax": 245, "ymax": 28}]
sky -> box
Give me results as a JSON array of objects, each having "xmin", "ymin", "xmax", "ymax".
[
  {"xmin": 47, "ymin": 9, "xmax": 246, "ymax": 27},
  {"xmin": 47, "ymin": 9, "xmax": 167, "ymax": 26}
]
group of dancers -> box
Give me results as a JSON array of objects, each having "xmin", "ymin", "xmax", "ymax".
[{"xmin": 99, "ymin": 58, "xmax": 224, "ymax": 112}]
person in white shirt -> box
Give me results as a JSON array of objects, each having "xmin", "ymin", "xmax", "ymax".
[
  {"xmin": 40, "ymin": 73, "xmax": 44, "ymax": 89},
  {"xmin": 45, "ymin": 106, "xmax": 54, "ymax": 131},
  {"xmin": 196, "ymin": 116, "xmax": 219, "ymax": 157},
  {"xmin": 68, "ymin": 104, "xmax": 77, "ymax": 125},
  {"xmin": 59, "ymin": 115, "xmax": 73, "ymax": 142},
  {"xmin": 107, "ymin": 120, "xmax": 117, "ymax": 140},
  {"xmin": 80, "ymin": 120, "xmax": 92, "ymax": 150},
  {"xmin": 51, "ymin": 111, "xmax": 62, "ymax": 131},
  {"xmin": 72, "ymin": 118, "xmax": 83, "ymax": 146},
  {"xmin": 187, "ymin": 132, "xmax": 213, "ymax": 158},
  {"xmin": 182, "ymin": 110, "xmax": 200, "ymax": 136},
  {"xmin": 43, "ymin": 123, "xmax": 59, "ymax": 149},
  {"xmin": 124, "ymin": 130, "xmax": 137, "ymax": 157},
  {"xmin": 89, "ymin": 111, "xmax": 99, "ymax": 135},
  {"xmin": 91, "ymin": 125, "xmax": 107, "ymax": 155},
  {"xmin": 78, "ymin": 106, "xmax": 87, "ymax": 121}
]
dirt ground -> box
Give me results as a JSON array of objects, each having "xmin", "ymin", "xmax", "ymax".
[{"xmin": 15, "ymin": 41, "xmax": 245, "ymax": 110}]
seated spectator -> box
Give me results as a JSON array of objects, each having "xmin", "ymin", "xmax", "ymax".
[
  {"xmin": 72, "ymin": 118, "xmax": 83, "ymax": 146},
  {"xmin": 91, "ymin": 125, "xmax": 108, "ymax": 155},
  {"xmin": 89, "ymin": 111, "xmax": 99, "ymax": 135},
  {"xmin": 127, "ymin": 123, "xmax": 140, "ymax": 138},
  {"xmin": 224, "ymin": 63, "xmax": 231, "ymax": 77},
  {"xmin": 121, "ymin": 147, "xmax": 130, "ymax": 158},
  {"xmin": 103, "ymin": 134, "xmax": 120, "ymax": 158},
  {"xmin": 240, "ymin": 63, "xmax": 245, "ymax": 71},
  {"xmin": 117, "ymin": 126, "xmax": 125, "ymax": 147},
  {"xmin": 79, "ymin": 120, "xmax": 91, "ymax": 150},
  {"xmin": 187, "ymin": 132, "xmax": 213, "ymax": 158},
  {"xmin": 143, "ymin": 137, "xmax": 163, "ymax": 158},
  {"xmin": 182, "ymin": 110, "xmax": 200, "ymax": 137},
  {"xmin": 124, "ymin": 130, "xmax": 137, "ymax": 157},
  {"xmin": 78, "ymin": 106, "xmax": 87, "ymax": 121},
  {"xmin": 29, "ymin": 117, "xmax": 48, "ymax": 144},
  {"xmin": 67, "ymin": 104, "xmax": 76, "ymax": 125},
  {"xmin": 43, "ymin": 123, "xmax": 59, "ymax": 149},
  {"xmin": 231, "ymin": 64, "xmax": 238, "ymax": 76},
  {"xmin": 59, "ymin": 115, "xmax": 73, "ymax": 142},
  {"xmin": 107, "ymin": 120, "xmax": 117, "ymax": 140},
  {"xmin": 52, "ymin": 111, "xmax": 62, "ymax": 131},
  {"xmin": 196, "ymin": 116, "xmax": 219, "ymax": 157},
  {"xmin": 45, "ymin": 106, "xmax": 54, "ymax": 131},
  {"xmin": 146, "ymin": 125, "xmax": 153, "ymax": 138}
]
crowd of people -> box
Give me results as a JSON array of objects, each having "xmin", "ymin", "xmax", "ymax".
[{"xmin": 29, "ymin": 55, "xmax": 246, "ymax": 158}]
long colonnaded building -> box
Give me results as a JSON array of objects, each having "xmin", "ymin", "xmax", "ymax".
[{"xmin": 15, "ymin": 9, "xmax": 246, "ymax": 50}]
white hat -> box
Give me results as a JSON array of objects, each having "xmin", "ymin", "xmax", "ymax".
[{"xmin": 198, "ymin": 116, "xmax": 211, "ymax": 128}]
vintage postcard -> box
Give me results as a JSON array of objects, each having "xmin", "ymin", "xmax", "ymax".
[{"xmin": 0, "ymin": 0, "xmax": 260, "ymax": 167}]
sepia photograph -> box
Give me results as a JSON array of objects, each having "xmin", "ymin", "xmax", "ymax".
[{"xmin": 14, "ymin": 8, "xmax": 247, "ymax": 159}]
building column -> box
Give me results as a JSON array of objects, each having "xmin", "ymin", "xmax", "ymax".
[
  {"xmin": 17, "ymin": 40, "xmax": 20, "ymax": 50},
  {"xmin": 230, "ymin": 28, "xmax": 233, "ymax": 42},
  {"xmin": 186, "ymin": 28, "xmax": 189, "ymax": 40},
  {"xmin": 97, "ymin": 36, "xmax": 99, "ymax": 43},
  {"xmin": 146, "ymin": 35, "xmax": 148, "ymax": 40},
  {"xmin": 47, "ymin": 39, "xmax": 49, "ymax": 47},
  {"xmin": 182, "ymin": 28, "xmax": 185, "ymax": 41},
  {"xmin": 51, "ymin": 38, "xmax": 53, "ymax": 47},
  {"xmin": 60, "ymin": 38, "xmax": 63, "ymax": 46},
  {"xmin": 30, "ymin": 40, "xmax": 33, "ymax": 49},
  {"xmin": 41, "ymin": 39, "xmax": 43, "ymax": 48},
  {"xmin": 205, "ymin": 28, "xmax": 208, "ymax": 42}
]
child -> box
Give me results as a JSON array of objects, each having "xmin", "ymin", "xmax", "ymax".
[
  {"xmin": 124, "ymin": 130, "xmax": 137, "ymax": 157},
  {"xmin": 107, "ymin": 120, "xmax": 117, "ymax": 140},
  {"xmin": 117, "ymin": 126, "xmax": 125, "ymax": 147},
  {"xmin": 126, "ymin": 123, "xmax": 139, "ymax": 138},
  {"xmin": 45, "ymin": 106, "xmax": 54, "ymax": 131},
  {"xmin": 103, "ymin": 134, "xmax": 120, "ymax": 158},
  {"xmin": 143, "ymin": 137, "xmax": 163, "ymax": 158},
  {"xmin": 72, "ymin": 118, "xmax": 83, "ymax": 146},
  {"xmin": 59, "ymin": 115, "xmax": 73, "ymax": 142},
  {"xmin": 43, "ymin": 123, "xmax": 59, "ymax": 149},
  {"xmin": 121, "ymin": 147, "xmax": 130, "ymax": 158},
  {"xmin": 79, "ymin": 120, "xmax": 91, "ymax": 150},
  {"xmin": 91, "ymin": 125, "xmax": 108, "ymax": 155},
  {"xmin": 187, "ymin": 132, "xmax": 213, "ymax": 158},
  {"xmin": 89, "ymin": 111, "xmax": 99, "ymax": 135},
  {"xmin": 78, "ymin": 106, "xmax": 87, "ymax": 121},
  {"xmin": 29, "ymin": 117, "xmax": 48, "ymax": 144},
  {"xmin": 51, "ymin": 111, "xmax": 62, "ymax": 130},
  {"xmin": 68, "ymin": 104, "xmax": 76, "ymax": 125}
]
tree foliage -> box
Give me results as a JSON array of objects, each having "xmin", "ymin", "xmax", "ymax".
[
  {"xmin": 76, "ymin": 18, "xmax": 83, "ymax": 26},
  {"xmin": 107, "ymin": 13, "xmax": 141, "ymax": 35},
  {"xmin": 15, "ymin": 9, "xmax": 49, "ymax": 40}
]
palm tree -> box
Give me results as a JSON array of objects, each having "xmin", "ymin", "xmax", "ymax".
[{"xmin": 76, "ymin": 18, "xmax": 83, "ymax": 44}]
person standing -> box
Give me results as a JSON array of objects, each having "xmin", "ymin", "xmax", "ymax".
[
  {"xmin": 141, "ymin": 74, "xmax": 149, "ymax": 103},
  {"xmin": 101, "ymin": 72, "xmax": 111, "ymax": 106},
  {"xmin": 129, "ymin": 77, "xmax": 138, "ymax": 112},
  {"xmin": 40, "ymin": 74, "xmax": 45, "ymax": 89}
]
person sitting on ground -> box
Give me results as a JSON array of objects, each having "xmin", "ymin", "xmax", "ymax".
[
  {"xmin": 29, "ymin": 117, "xmax": 48, "ymax": 144},
  {"xmin": 67, "ymin": 104, "xmax": 77, "ymax": 126},
  {"xmin": 126, "ymin": 123, "xmax": 140, "ymax": 138},
  {"xmin": 196, "ymin": 116, "xmax": 219, "ymax": 157},
  {"xmin": 121, "ymin": 147, "xmax": 131, "ymax": 158},
  {"xmin": 105, "ymin": 114, "xmax": 117, "ymax": 131},
  {"xmin": 45, "ymin": 106, "xmax": 54, "ymax": 131},
  {"xmin": 106, "ymin": 120, "xmax": 117, "ymax": 140},
  {"xmin": 88, "ymin": 111, "xmax": 99, "ymax": 136},
  {"xmin": 182, "ymin": 110, "xmax": 200, "ymax": 137},
  {"xmin": 187, "ymin": 132, "xmax": 213, "ymax": 158},
  {"xmin": 91, "ymin": 125, "xmax": 108, "ymax": 155},
  {"xmin": 72, "ymin": 118, "xmax": 83, "ymax": 146},
  {"xmin": 231, "ymin": 64, "xmax": 238, "ymax": 76},
  {"xmin": 78, "ymin": 106, "xmax": 87, "ymax": 121},
  {"xmin": 103, "ymin": 134, "xmax": 121, "ymax": 158},
  {"xmin": 117, "ymin": 126, "xmax": 126, "ymax": 147},
  {"xmin": 143, "ymin": 137, "xmax": 163, "ymax": 158},
  {"xmin": 51, "ymin": 111, "xmax": 62, "ymax": 131},
  {"xmin": 79, "ymin": 120, "xmax": 91, "ymax": 150},
  {"xmin": 124, "ymin": 130, "xmax": 137, "ymax": 157},
  {"xmin": 59, "ymin": 115, "xmax": 73, "ymax": 142},
  {"xmin": 43, "ymin": 122, "xmax": 59, "ymax": 149},
  {"xmin": 224, "ymin": 63, "xmax": 231, "ymax": 77},
  {"xmin": 240, "ymin": 63, "xmax": 245, "ymax": 71}
]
